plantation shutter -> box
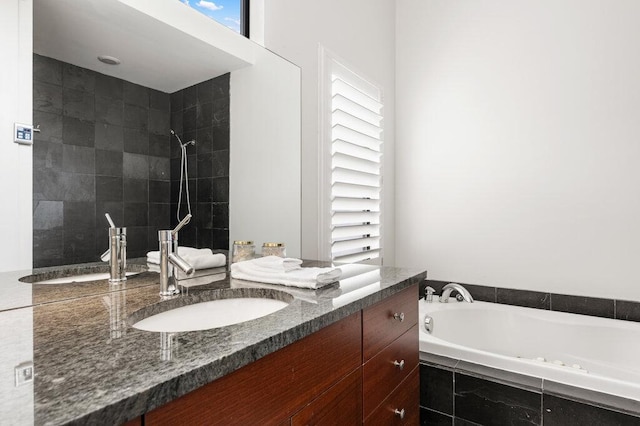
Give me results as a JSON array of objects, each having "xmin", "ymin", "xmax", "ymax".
[{"xmin": 330, "ymin": 66, "xmax": 383, "ymax": 263}]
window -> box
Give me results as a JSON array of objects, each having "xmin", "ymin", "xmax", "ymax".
[
  {"xmin": 180, "ymin": 0, "xmax": 249, "ymax": 37},
  {"xmin": 320, "ymin": 47, "xmax": 384, "ymax": 264}
]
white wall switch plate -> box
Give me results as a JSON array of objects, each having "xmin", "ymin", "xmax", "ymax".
[{"xmin": 14, "ymin": 122, "xmax": 33, "ymax": 145}]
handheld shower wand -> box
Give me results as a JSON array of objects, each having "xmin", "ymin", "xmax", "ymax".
[{"xmin": 170, "ymin": 129, "xmax": 196, "ymax": 226}]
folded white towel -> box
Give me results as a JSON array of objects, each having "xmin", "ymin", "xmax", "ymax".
[
  {"xmin": 249, "ymin": 256, "xmax": 303, "ymax": 272},
  {"xmin": 146, "ymin": 247, "xmax": 226, "ymax": 270},
  {"xmin": 230, "ymin": 258, "xmax": 341, "ymax": 289}
]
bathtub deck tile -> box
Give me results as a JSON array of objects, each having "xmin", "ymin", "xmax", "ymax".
[
  {"xmin": 496, "ymin": 288, "xmax": 550, "ymax": 310},
  {"xmin": 544, "ymin": 381, "xmax": 640, "ymax": 417},
  {"xmin": 420, "ymin": 363, "xmax": 454, "ymax": 414},
  {"xmin": 550, "ymin": 294, "xmax": 614, "ymax": 318},
  {"xmin": 543, "ymin": 394, "xmax": 640, "ymax": 426},
  {"xmin": 615, "ymin": 300, "xmax": 640, "ymax": 322},
  {"xmin": 419, "ymin": 352, "xmax": 459, "ymax": 370},
  {"xmin": 456, "ymin": 360, "xmax": 543, "ymax": 392},
  {"xmin": 420, "ymin": 407, "xmax": 453, "ymax": 425},
  {"xmin": 455, "ymin": 373, "xmax": 542, "ymax": 425}
]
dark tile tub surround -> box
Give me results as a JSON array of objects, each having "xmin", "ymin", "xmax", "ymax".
[
  {"xmin": 419, "ymin": 355, "xmax": 640, "ymax": 426},
  {"xmin": 422, "ymin": 279, "xmax": 640, "ymax": 323},
  {"xmin": 169, "ymin": 74, "xmax": 230, "ymax": 250},
  {"xmin": 33, "ymin": 54, "xmax": 230, "ymax": 266}
]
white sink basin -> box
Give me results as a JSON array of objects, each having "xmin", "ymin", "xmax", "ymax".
[
  {"xmin": 132, "ymin": 297, "xmax": 289, "ymax": 332},
  {"xmin": 34, "ymin": 271, "xmax": 142, "ymax": 284}
]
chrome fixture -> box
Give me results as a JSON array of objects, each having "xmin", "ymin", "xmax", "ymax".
[
  {"xmin": 158, "ymin": 214, "xmax": 194, "ymax": 297},
  {"xmin": 170, "ymin": 129, "xmax": 195, "ymax": 226},
  {"xmin": 100, "ymin": 213, "xmax": 127, "ymax": 284},
  {"xmin": 424, "ymin": 286, "xmax": 435, "ymax": 302},
  {"xmin": 439, "ymin": 283, "xmax": 474, "ymax": 303},
  {"xmin": 424, "ymin": 315, "xmax": 434, "ymax": 333}
]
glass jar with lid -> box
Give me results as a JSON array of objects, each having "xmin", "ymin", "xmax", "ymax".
[
  {"xmin": 261, "ymin": 242, "xmax": 286, "ymax": 257},
  {"xmin": 232, "ymin": 240, "xmax": 255, "ymax": 263}
]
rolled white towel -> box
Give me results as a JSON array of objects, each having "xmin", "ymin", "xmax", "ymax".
[{"xmin": 230, "ymin": 258, "xmax": 341, "ymax": 289}]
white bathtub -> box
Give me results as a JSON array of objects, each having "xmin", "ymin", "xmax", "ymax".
[{"xmin": 419, "ymin": 300, "xmax": 640, "ymax": 402}]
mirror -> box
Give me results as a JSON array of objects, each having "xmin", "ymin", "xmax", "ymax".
[{"xmin": 31, "ymin": 0, "xmax": 301, "ymax": 268}]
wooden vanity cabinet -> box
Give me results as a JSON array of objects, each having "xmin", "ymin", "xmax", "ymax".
[{"xmin": 145, "ymin": 283, "xmax": 419, "ymax": 425}]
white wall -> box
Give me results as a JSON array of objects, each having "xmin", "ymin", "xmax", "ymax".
[
  {"xmin": 261, "ymin": 0, "xmax": 397, "ymax": 264},
  {"xmin": 396, "ymin": 0, "xmax": 640, "ymax": 300},
  {"xmin": 0, "ymin": 0, "xmax": 33, "ymax": 271}
]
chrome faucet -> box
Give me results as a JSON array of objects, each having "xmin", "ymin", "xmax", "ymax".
[
  {"xmin": 439, "ymin": 283, "xmax": 474, "ymax": 303},
  {"xmin": 100, "ymin": 213, "xmax": 127, "ymax": 284},
  {"xmin": 158, "ymin": 214, "xmax": 194, "ymax": 297}
]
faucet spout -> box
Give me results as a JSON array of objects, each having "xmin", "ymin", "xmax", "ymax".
[
  {"xmin": 101, "ymin": 213, "xmax": 127, "ymax": 284},
  {"xmin": 158, "ymin": 229, "xmax": 194, "ymax": 298},
  {"xmin": 439, "ymin": 283, "xmax": 474, "ymax": 303}
]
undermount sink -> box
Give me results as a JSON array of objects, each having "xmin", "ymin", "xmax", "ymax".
[
  {"xmin": 132, "ymin": 297, "xmax": 290, "ymax": 333},
  {"xmin": 34, "ymin": 271, "xmax": 142, "ymax": 284}
]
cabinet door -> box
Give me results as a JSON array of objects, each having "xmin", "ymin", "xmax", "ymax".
[
  {"xmin": 364, "ymin": 366, "xmax": 419, "ymax": 426},
  {"xmin": 145, "ymin": 312, "xmax": 362, "ymax": 426},
  {"xmin": 291, "ymin": 367, "xmax": 362, "ymax": 426},
  {"xmin": 363, "ymin": 285, "xmax": 418, "ymax": 361}
]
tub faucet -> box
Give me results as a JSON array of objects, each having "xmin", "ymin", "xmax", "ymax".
[
  {"xmin": 158, "ymin": 214, "xmax": 194, "ymax": 297},
  {"xmin": 439, "ymin": 283, "xmax": 474, "ymax": 303},
  {"xmin": 100, "ymin": 213, "xmax": 127, "ymax": 284}
]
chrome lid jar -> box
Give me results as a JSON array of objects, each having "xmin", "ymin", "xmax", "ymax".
[
  {"xmin": 232, "ymin": 240, "xmax": 255, "ymax": 263},
  {"xmin": 262, "ymin": 242, "xmax": 286, "ymax": 257}
]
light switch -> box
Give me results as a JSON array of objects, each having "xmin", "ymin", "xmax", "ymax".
[{"xmin": 14, "ymin": 122, "xmax": 33, "ymax": 145}]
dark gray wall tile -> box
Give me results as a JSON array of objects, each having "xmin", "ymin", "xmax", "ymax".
[
  {"xmin": 212, "ymin": 150, "xmax": 229, "ymax": 177},
  {"xmin": 123, "ymin": 178, "xmax": 148, "ymax": 203},
  {"xmin": 149, "ymin": 89, "xmax": 170, "ymax": 111},
  {"xmin": 197, "ymin": 178, "xmax": 212, "ymax": 203},
  {"xmin": 182, "ymin": 85, "xmax": 197, "ymax": 109},
  {"xmin": 96, "ymin": 149, "xmax": 123, "ymax": 177},
  {"xmin": 170, "ymin": 111, "xmax": 183, "ymax": 137},
  {"xmin": 123, "ymin": 81, "xmax": 149, "ymax": 108},
  {"xmin": 63, "ymin": 201, "xmax": 96, "ymax": 230},
  {"xmin": 421, "ymin": 364, "xmax": 453, "ymax": 415},
  {"xmin": 124, "ymin": 104, "xmax": 148, "ymax": 130},
  {"xmin": 95, "ymin": 123, "xmax": 124, "ymax": 151},
  {"xmin": 196, "ymin": 79, "xmax": 214, "ymax": 104},
  {"xmin": 33, "ymin": 229, "xmax": 64, "ymax": 266},
  {"xmin": 550, "ymin": 294, "xmax": 614, "ymax": 318},
  {"xmin": 126, "ymin": 226, "xmax": 149, "ymax": 257},
  {"xmin": 123, "ymin": 153, "xmax": 149, "ymax": 179},
  {"xmin": 60, "ymin": 173, "xmax": 95, "ymax": 201},
  {"xmin": 149, "ymin": 156, "xmax": 170, "ymax": 180},
  {"xmin": 63, "ymin": 88, "xmax": 95, "ymax": 121},
  {"xmin": 197, "ymin": 228, "xmax": 213, "ymax": 249},
  {"xmin": 497, "ymin": 288, "xmax": 550, "ymax": 310},
  {"xmin": 149, "ymin": 109, "xmax": 169, "ymax": 136},
  {"xmin": 95, "ymin": 96, "xmax": 124, "ymax": 126},
  {"xmin": 197, "ymin": 153, "xmax": 213, "ymax": 178},
  {"xmin": 62, "ymin": 145, "xmax": 95, "ymax": 174},
  {"xmin": 149, "ymin": 180, "xmax": 170, "ymax": 203},
  {"xmin": 212, "ymin": 98, "xmax": 229, "ymax": 126},
  {"xmin": 543, "ymin": 395, "xmax": 639, "ymax": 426},
  {"xmin": 183, "ymin": 106, "xmax": 197, "ymax": 131},
  {"xmin": 33, "ymin": 140, "xmax": 63, "ymax": 172},
  {"xmin": 149, "ymin": 133, "xmax": 170, "ymax": 158},
  {"xmin": 33, "ymin": 111, "xmax": 63, "ymax": 144},
  {"xmin": 64, "ymin": 228, "xmax": 96, "ymax": 263},
  {"xmin": 170, "ymin": 91, "xmax": 183, "ymax": 112},
  {"xmin": 96, "ymin": 176, "xmax": 123, "ymax": 202},
  {"xmin": 33, "ymin": 201, "xmax": 63, "ymax": 230},
  {"xmin": 212, "ymin": 203, "xmax": 228, "ymax": 229},
  {"xmin": 212, "ymin": 177, "xmax": 229, "ymax": 202},
  {"xmin": 124, "ymin": 203, "xmax": 148, "ymax": 226},
  {"xmin": 34, "ymin": 82, "xmax": 62, "ymax": 114},
  {"xmin": 149, "ymin": 203, "xmax": 170, "ymax": 229},
  {"xmin": 33, "ymin": 54, "xmax": 62, "ymax": 85},
  {"xmin": 455, "ymin": 373, "xmax": 541, "ymax": 426},
  {"xmin": 616, "ymin": 300, "xmax": 640, "ymax": 322},
  {"xmin": 212, "ymin": 73, "xmax": 229, "ymax": 101},
  {"xmin": 211, "ymin": 228, "xmax": 228, "ymax": 250},
  {"xmin": 95, "ymin": 74, "xmax": 123, "ymax": 100},
  {"xmin": 196, "ymin": 127, "xmax": 213, "ymax": 155},
  {"xmin": 196, "ymin": 203, "xmax": 213, "ymax": 229},
  {"xmin": 196, "ymin": 102, "xmax": 213, "ymax": 129},
  {"xmin": 96, "ymin": 202, "xmax": 123, "ymax": 229},
  {"xmin": 212, "ymin": 125, "xmax": 229, "ymax": 150},
  {"xmin": 123, "ymin": 127, "xmax": 149, "ymax": 155},
  {"xmin": 63, "ymin": 116, "xmax": 95, "ymax": 147},
  {"xmin": 63, "ymin": 63, "xmax": 95, "ymax": 93}
]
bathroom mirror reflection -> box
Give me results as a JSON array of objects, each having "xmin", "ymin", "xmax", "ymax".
[{"xmin": 31, "ymin": 0, "xmax": 301, "ymax": 268}]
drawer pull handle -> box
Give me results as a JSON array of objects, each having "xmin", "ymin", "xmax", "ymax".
[
  {"xmin": 394, "ymin": 408, "xmax": 405, "ymax": 419},
  {"xmin": 393, "ymin": 359, "xmax": 405, "ymax": 370},
  {"xmin": 393, "ymin": 312, "xmax": 405, "ymax": 322}
]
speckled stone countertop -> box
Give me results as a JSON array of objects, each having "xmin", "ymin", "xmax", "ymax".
[{"xmin": 0, "ymin": 259, "xmax": 426, "ymax": 425}]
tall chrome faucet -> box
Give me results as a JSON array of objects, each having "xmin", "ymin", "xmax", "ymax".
[
  {"xmin": 158, "ymin": 214, "xmax": 194, "ymax": 297},
  {"xmin": 100, "ymin": 213, "xmax": 127, "ymax": 284},
  {"xmin": 439, "ymin": 283, "xmax": 474, "ymax": 303}
]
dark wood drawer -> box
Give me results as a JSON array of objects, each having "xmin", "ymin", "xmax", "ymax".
[
  {"xmin": 364, "ymin": 366, "xmax": 420, "ymax": 426},
  {"xmin": 363, "ymin": 284, "xmax": 418, "ymax": 361},
  {"xmin": 362, "ymin": 325, "xmax": 418, "ymax": 416},
  {"xmin": 145, "ymin": 312, "xmax": 362, "ymax": 426},
  {"xmin": 291, "ymin": 367, "xmax": 362, "ymax": 426}
]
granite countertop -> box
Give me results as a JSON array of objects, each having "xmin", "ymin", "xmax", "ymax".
[{"xmin": 0, "ymin": 259, "xmax": 426, "ymax": 425}]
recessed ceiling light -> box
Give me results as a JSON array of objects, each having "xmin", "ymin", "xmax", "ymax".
[{"xmin": 98, "ymin": 55, "xmax": 121, "ymax": 65}]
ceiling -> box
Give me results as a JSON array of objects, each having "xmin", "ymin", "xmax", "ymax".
[{"xmin": 33, "ymin": 0, "xmax": 254, "ymax": 93}]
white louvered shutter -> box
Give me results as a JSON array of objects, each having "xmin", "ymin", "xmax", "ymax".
[{"xmin": 329, "ymin": 65, "xmax": 383, "ymax": 264}]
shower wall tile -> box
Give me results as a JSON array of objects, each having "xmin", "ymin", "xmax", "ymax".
[
  {"xmin": 33, "ymin": 54, "xmax": 172, "ymax": 266},
  {"xmin": 182, "ymin": 85, "xmax": 197, "ymax": 110}
]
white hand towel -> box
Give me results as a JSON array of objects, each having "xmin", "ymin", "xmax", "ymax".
[
  {"xmin": 249, "ymin": 256, "xmax": 303, "ymax": 272},
  {"xmin": 146, "ymin": 247, "xmax": 226, "ymax": 270},
  {"xmin": 230, "ymin": 258, "xmax": 341, "ymax": 289}
]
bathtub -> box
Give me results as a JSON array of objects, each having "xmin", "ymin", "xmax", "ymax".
[{"xmin": 419, "ymin": 300, "xmax": 640, "ymax": 402}]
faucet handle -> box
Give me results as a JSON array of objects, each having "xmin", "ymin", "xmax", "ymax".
[{"xmin": 425, "ymin": 286, "xmax": 436, "ymax": 302}]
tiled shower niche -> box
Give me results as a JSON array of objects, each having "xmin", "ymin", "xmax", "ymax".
[{"xmin": 32, "ymin": 54, "xmax": 229, "ymax": 267}]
